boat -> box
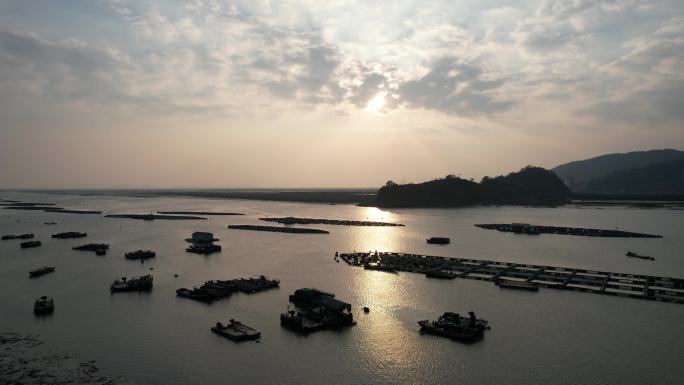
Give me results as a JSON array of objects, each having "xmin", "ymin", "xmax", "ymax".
[
  {"xmin": 73, "ymin": 243, "xmax": 109, "ymax": 252},
  {"xmin": 418, "ymin": 311, "xmax": 489, "ymax": 343},
  {"xmin": 426, "ymin": 237, "xmax": 450, "ymax": 244},
  {"xmin": 425, "ymin": 270, "xmax": 457, "ymax": 279},
  {"xmin": 363, "ymin": 263, "xmax": 398, "ymax": 274},
  {"xmin": 125, "ymin": 250, "xmax": 156, "ymax": 260},
  {"xmin": 110, "ymin": 275, "xmax": 153, "ymax": 292},
  {"xmin": 625, "ymin": 251, "xmax": 655, "ymax": 261},
  {"xmin": 186, "ymin": 244, "xmax": 221, "ymax": 255},
  {"xmin": 52, "ymin": 232, "xmax": 87, "ymax": 238},
  {"xmin": 494, "ymin": 278, "xmax": 539, "ymax": 291},
  {"xmin": 2, "ymin": 233, "xmax": 34, "ymax": 240},
  {"xmin": 29, "ymin": 266, "xmax": 55, "ymax": 278},
  {"xmin": 211, "ymin": 319, "xmax": 261, "ymax": 341},
  {"xmin": 20, "ymin": 240, "xmax": 42, "ymax": 248},
  {"xmin": 34, "ymin": 296, "xmax": 54, "ymax": 315}
]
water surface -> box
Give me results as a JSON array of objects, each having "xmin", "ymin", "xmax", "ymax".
[{"xmin": 1, "ymin": 192, "xmax": 683, "ymax": 385}]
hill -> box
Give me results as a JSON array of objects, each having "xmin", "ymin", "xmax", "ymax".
[
  {"xmin": 376, "ymin": 166, "xmax": 570, "ymax": 207},
  {"xmin": 583, "ymin": 157, "xmax": 684, "ymax": 194},
  {"xmin": 552, "ymin": 149, "xmax": 684, "ymax": 190}
]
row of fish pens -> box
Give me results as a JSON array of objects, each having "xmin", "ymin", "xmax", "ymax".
[{"xmin": 338, "ymin": 251, "xmax": 684, "ymax": 304}]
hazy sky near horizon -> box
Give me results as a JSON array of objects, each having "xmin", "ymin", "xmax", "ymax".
[{"xmin": 1, "ymin": 0, "xmax": 683, "ymax": 188}]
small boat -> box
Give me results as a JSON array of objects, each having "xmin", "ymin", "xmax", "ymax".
[
  {"xmin": 418, "ymin": 311, "xmax": 488, "ymax": 343},
  {"xmin": 52, "ymin": 232, "xmax": 87, "ymax": 239},
  {"xmin": 34, "ymin": 296, "xmax": 54, "ymax": 315},
  {"xmin": 125, "ymin": 250, "xmax": 156, "ymax": 260},
  {"xmin": 20, "ymin": 240, "xmax": 42, "ymax": 248},
  {"xmin": 29, "ymin": 266, "xmax": 56, "ymax": 278},
  {"xmin": 426, "ymin": 237, "xmax": 450, "ymax": 245},
  {"xmin": 625, "ymin": 251, "xmax": 654, "ymax": 261},
  {"xmin": 110, "ymin": 275, "xmax": 153, "ymax": 292},
  {"xmin": 494, "ymin": 278, "xmax": 539, "ymax": 291},
  {"xmin": 211, "ymin": 319, "xmax": 261, "ymax": 341},
  {"xmin": 96, "ymin": 249, "xmax": 107, "ymax": 255}
]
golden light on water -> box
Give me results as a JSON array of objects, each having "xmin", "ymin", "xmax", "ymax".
[
  {"xmin": 362, "ymin": 206, "xmax": 394, "ymax": 223},
  {"xmin": 352, "ymin": 207, "xmax": 402, "ymax": 252}
]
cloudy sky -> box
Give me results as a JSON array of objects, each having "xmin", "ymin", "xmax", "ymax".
[{"xmin": 0, "ymin": 0, "xmax": 682, "ymax": 188}]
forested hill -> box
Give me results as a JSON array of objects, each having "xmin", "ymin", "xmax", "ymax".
[
  {"xmin": 552, "ymin": 149, "xmax": 684, "ymax": 187},
  {"xmin": 584, "ymin": 157, "xmax": 684, "ymax": 194},
  {"xmin": 376, "ymin": 167, "xmax": 571, "ymax": 207}
]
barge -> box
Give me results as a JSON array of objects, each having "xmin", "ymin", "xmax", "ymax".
[
  {"xmin": 73, "ymin": 243, "xmax": 109, "ymax": 253},
  {"xmin": 211, "ymin": 320, "xmax": 261, "ymax": 341},
  {"xmin": 2, "ymin": 233, "xmax": 34, "ymax": 240},
  {"xmin": 52, "ymin": 232, "xmax": 87, "ymax": 239},
  {"xmin": 110, "ymin": 275, "xmax": 153, "ymax": 292},
  {"xmin": 186, "ymin": 244, "xmax": 221, "ymax": 255},
  {"xmin": 20, "ymin": 241, "xmax": 41, "ymax": 248},
  {"xmin": 34, "ymin": 296, "xmax": 54, "ymax": 315},
  {"xmin": 177, "ymin": 276, "xmax": 280, "ymax": 303},
  {"xmin": 125, "ymin": 250, "xmax": 156, "ymax": 260},
  {"xmin": 418, "ymin": 312, "xmax": 488, "ymax": 343},
  {"xmin": 29, "ymin": 266, "xmax": 55, "ymax": 278},
  {"xmin": 426, "ymin": 237, "xmax": 450, "ymax": 245}
]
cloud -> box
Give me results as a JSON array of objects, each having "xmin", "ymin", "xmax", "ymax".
[
  {"xmin": 397, "ymin": 57, "xmax": 513, "ymax": 115},
  {"xmin": 0, "ymin": 28, "xmax": 123, "ymax": 102}
]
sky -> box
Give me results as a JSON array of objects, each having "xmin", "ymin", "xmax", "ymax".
[{"xmin": 0, "ymin": 0, "xmax": 682, "ymax": 188}]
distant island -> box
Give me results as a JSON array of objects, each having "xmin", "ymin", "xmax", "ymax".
[
  {"xmin": 376, "ymin": 166, "xmax": 571, "ymax": 208},
  {"xmin": 553, "ymin": 149, "xmax": 684, "ymax": 194}
]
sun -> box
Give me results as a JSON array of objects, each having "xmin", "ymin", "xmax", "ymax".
[{"xmin": 365, "ymin": 91, "xmax": 386, "ymax": 112}]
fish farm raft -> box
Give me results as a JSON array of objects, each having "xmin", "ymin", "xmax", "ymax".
[{"xmin": 339, "ymin": 251, "xmax": 684, "ymax": 304}]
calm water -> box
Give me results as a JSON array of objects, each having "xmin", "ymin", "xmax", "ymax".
[{"xmin": 1, "ymin": 192, "xmax": 683, "ymax": 385}]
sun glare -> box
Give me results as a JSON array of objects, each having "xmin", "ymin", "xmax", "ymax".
[{"xmin": 365, "ymin": 91, "xmax": 386, "ymax": 112}]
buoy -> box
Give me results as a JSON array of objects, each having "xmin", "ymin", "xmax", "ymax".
[
  {"xmin": 363, "ymin": 307, "xmax": 370, "ymax": 313},
  {"xmin": 174, "ymin": 274, "xmax": 179, "ymax": 277}
]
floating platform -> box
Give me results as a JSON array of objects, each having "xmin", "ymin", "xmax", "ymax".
[
  {"xmin": 159, "ymin": 211, "xmax": 244, "ymax": 216},
  {"xmin": 105, "ymin": 214, "xmax": 207, "ymax": 220},
  {"xmin": 339, "ymin": 251, "xmax": 684, "ymax": 304},
  {"xmin": 259, "ymin": 217, "xmax": 404, "ymax": 227},
  {"xmin": 228, "ymin": 225, "xmax": 329, "ymax": 234},
  {"xmin": 475, "ymin": 223, "xmax": 662, "ymax": 238}
]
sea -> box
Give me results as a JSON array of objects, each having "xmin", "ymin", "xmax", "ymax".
[{"xmin": 1, "ymin": 191, "xmax": 683, "ymax": 385}]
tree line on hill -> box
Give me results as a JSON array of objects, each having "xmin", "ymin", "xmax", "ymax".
[{"xmin": 376, "ymin": 166, "xmax": 571, "ymax": 207}]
